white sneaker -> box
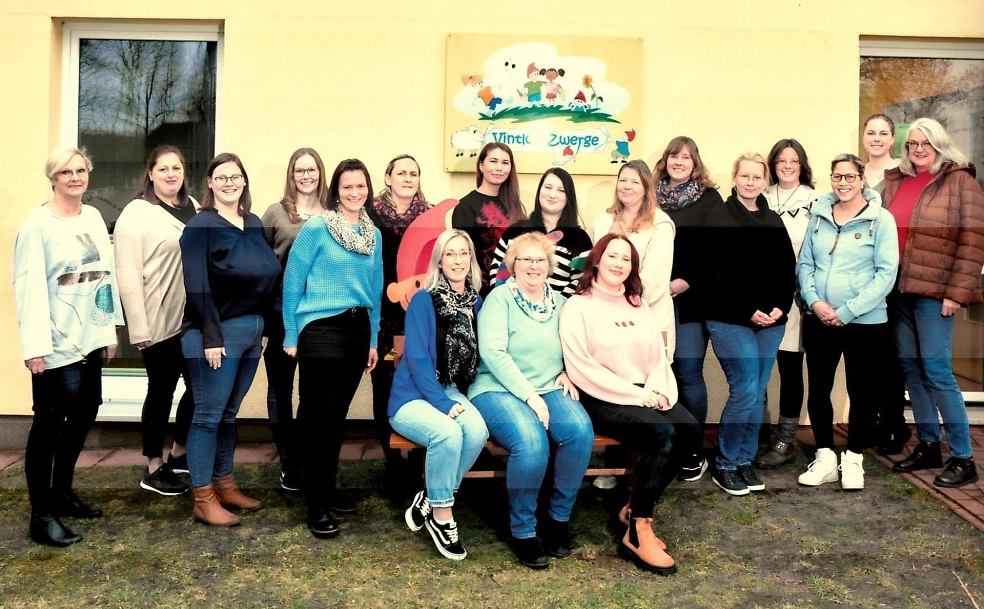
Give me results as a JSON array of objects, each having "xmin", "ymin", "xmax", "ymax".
[
  {"xmin": 839, "ymin": 450, "xmax": 865, "ymax": 490},
  {"xmin": 798, "ymin": 448, "xmax": 839, "ymax": 486},
  {"xmin": 592, "ymin": 475, "xmax": 617, "ymax": 490}
]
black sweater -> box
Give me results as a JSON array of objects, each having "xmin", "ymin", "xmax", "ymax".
[
  {"xmin": 701, "ymin": 191, "xmax": 796, "ymax": 328},
  {"xmin": 665, "ymin": 187, "xmax": 724, "ymax": 323}
]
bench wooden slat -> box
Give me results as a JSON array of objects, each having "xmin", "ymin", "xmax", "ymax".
[{"xmin": 389, "ymin": 432, "xmax": 620, "ymax": 451}]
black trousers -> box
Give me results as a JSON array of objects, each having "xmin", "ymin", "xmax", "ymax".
[
  {"xmin": 297, "ymin": 309, "xmax": 370, "ymax": 510},
  {"xmin": 25, "ymin": 351, "xmax": 103, "ymax": 514},
  {"xmin": 776, "ymin": 350, "xmax": 805, "ymax": 419},
  {"xmin": 262, "ymin": 310, "xmax": 299, "ymax": 467},
  {"xmin": 140, "ymin": 334, "xmax": 194, "ymax": 459},
  {"xmin": 803, "ymin": 314, "xmax": 894, "ymax": 453},
  {"xmin": 580, "ymin": 390, "xmax": 702, "ymax": 518}
]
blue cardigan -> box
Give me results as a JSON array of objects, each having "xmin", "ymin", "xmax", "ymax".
[
  {"xmin": 798, "ymin": 189, "xmax": 899, "ymax": 325},
  {"xmin": 388, "ymin": 289, "xmax": 483, "ymax": 417}
]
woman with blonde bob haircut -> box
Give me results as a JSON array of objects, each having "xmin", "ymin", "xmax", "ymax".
[{"xmin": 389, "ymin": 229, "xmax": 488, "ymax": 561}]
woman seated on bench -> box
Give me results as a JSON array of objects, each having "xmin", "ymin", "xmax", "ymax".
[
  {"xmin": 388, "ymin": 229, "xmax": 489, "ymax": 561},
  {"xmin": 560, "ymin": 234, "xmax": 702, "ymax": 576},
  {"xmin": 468, "ymin": 231, "xmax": 594, "ymax": 570}
]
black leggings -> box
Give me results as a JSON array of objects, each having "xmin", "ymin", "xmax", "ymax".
[
  {"xmin": 139, "ymin": 334, "xmax": 193, "ymax": 459},
  {"xmin": 580, "ymin": 391, "xmax": 702, "ymax": 518},
  {"xmin": 262, "ymin": 313, "xmax": 300, "ymax": 467},
  {"xmin": 776, "ymin": 350, "xmax": 805, "ymax": 419},
  {"xmin": 25, "ymin": 352, "xmax": 103, "ymax": 514}
]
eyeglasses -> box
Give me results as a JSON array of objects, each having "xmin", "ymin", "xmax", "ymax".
[
  {"xmin": 830, "ymin": 173, "xmax": 860, "ymax": 183},
  {"xmin": 905, "ymin": 140, "xmax": 933, "ymax": 151},
  {"xmin": 516, "ymin": 257, "xmax": 548, "ymax": 267},
  {"xmin": 294, "ymin": 168, "xmax": 319, "ymax": 177},
  {"xmin": 58, "ymin": 168, "xmax": 88, "ymax": 178},
  {"xmin": 736, "ymin": 174, "xmax": 765, "ymax": 183},
  {"xmin": 443, "ymin": 250, "xmax": 471, "ymax": 260},
  {"xmin": 211, "ymin": 174, "xmax": 244, "ymax": 185}
]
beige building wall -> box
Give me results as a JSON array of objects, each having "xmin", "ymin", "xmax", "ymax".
[{"xmin": 1, "ymin": 1, "xmax": 981, "ymax": 422}]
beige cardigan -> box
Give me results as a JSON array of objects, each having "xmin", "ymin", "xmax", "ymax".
[{"xmin": 114, "ymin": 197, "xmax": 199, "ymax": 347}]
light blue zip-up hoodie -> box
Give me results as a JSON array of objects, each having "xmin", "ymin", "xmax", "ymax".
[{"xmin": 797, "ymin": 188, "xmax": 899, "ymax": 325}]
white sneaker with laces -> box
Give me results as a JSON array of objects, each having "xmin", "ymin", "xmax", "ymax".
[
  {"xmin": 839, "ymin": 450, "xmax": 865, "ymax": 490},
  {"xmin": 798, "ymin": 447, "xmax": 839, "ymax": 486}
]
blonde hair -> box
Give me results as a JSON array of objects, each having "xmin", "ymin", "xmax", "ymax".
[
  {"xmin": 731, "ymin": 152, "xmax": 770, "ymax": 186},
  {"xmin": 422, "ymin": 229, "xmax": 483, "ymax": 292},
  {"xmin": 503, "ymin": 231, "xmax": 556, "ymax": 274},
  {"xmin": 605, "ymin": 160, "xmax": 656, "ymax": 233},
  {"xmin": 45, "ymin": 147, "xmax": 93, "ymax": 180},
  {"xmin": 898, "ymin": 118, "xmax": 969, "ymax": 177}
]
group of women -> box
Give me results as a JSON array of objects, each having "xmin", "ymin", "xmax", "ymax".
[{"xmin": 15, "ymin": 116, "xmax": 984, "ymax": 576}]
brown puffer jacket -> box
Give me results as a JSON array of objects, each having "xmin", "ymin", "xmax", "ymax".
[{"xmin": 882, "ymin": 162, "xmax": 984, "ymax": 305}]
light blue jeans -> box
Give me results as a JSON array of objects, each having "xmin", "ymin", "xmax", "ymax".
[
  {"xmin": 892, "ymin": 294, "xmax": 973, "ymax": 459},
  {"xmin": 470, "ymin": 389, "xmax": 594, "ymax": 539},
  {"xmin": 389, "ymin": 386, "xmax": 489, "ymax": 507},
  {"xmin": 706, "ymin": 321, "xmax": 785, "ymax": 471}
]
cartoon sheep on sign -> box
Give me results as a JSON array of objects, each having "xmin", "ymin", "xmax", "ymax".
[{"xmin": 450, "ymin": 125, "xmax": 485, "ymax": 157}]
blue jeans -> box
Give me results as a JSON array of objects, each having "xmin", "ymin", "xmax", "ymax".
[
  {"xmin": 891, "ymin": 294, "xmax": 973, "ymax": 459},
  {"xmin": 707, "ymin": 321, "xmax": 785, "ymax": 470},
  {"xmin": 390, "ymin": 386, "xmax": 489, "ymax": 507},
  {"xmin": 182, "ymin": 315, "xmax": 264, "ymax": 488},
  {"xmin": 471, "ymin": 389, "xmax": 594, "ymax": 539},
  {"xmin": 673, "ymin": 312, "xmax": 710, "ymax": 425}
]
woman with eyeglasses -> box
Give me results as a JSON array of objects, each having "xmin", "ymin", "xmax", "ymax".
[
  {"xmin": 260, "ymin": 148, "xmax": 329, "ymax": 493},
  {"xmin": 703, "ymin": 153, "xmax": 795, "ymax": 496},
  {"xmin": 115, "ymin": 145, "xmax": 199, "ymax": 497},
  {"xmin": 754, "ymin": 139, "xmax": 816, "ymax": 469},
  {"xmin": 366, "ymin": 154, "xmax": 431, "ymax": 498},
  {"xmin": 283, "ymin": 158, "xmax": 382, "ymax": 538},
  {"xmin": 796, "ymin": 154, "xmax": 898, "ymax": 490},
  {"xmin": 180, "ymin": 153, "xmax": 281, "ymax": 527},
  {"xmin": 882, "ymin": 118, "xmax": 984, "ymax": 488},
  {"xmin": 15, "ymin": 147, "xmax": 123, "ymax": 546},
  {"xmin": 469, "ymin": 232, "xmax": 593, "ymax": 570}
]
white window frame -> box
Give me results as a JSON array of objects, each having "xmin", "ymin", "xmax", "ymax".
[
  {"xmin": 860, "ymin": 38, "xmax": 984, "ymax": 420},
  {"xmin": 61, "ymin": 22, "xmax": 224, "ymax": 419}
]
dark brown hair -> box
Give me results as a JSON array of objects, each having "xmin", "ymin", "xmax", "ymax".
[
  {"xmin": 327, "ymin": 159, "xmax": 373, "ymax": 211},
  {"xmin": 475, "ymin": 142, "xmax": 525, "ymax": 222},
  {"xmin": 653, "ymin": 136, "xmax": 717, "ymax": 189},
  {"xmin": 136, "ymin": 145, "xmax": 191, "ymax": 207},
  {"xmin": 280, "ymin": 147, "xmax": 329, "ymax": 223},
  {"xmin": 201, "ymin": 152, "xmax": 251, "ymax": 216}
]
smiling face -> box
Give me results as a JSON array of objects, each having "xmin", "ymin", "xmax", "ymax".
[
  {"xmin": 830, "ymin": 161, "xmax": 865, "ymax": 203},
  {"xmin": 906, "ymin": 128, "xmax": 937, "ymax": 173},
  {"xmin": 292, "ymin": 154, "xmax": 320, "ymax": 197},
  {"xmin": 512, "ymin": 242, "xmax": 550, "ymax": 295},
  {"xmin": 149, "ymin": 152, "xmax": 184, "ymax": 203},
  {"xmin": 50, "ymin": 154, "xmax": 89, "ymax": 200},
  {"xmin": 774, "ymin": 147, "xmax": 801, "ymax": 189},
  {"xmin": 734, "ymin": 159, "xmax": 767, "ymax": 203},
  {"xmin": 337, "ymin": 169, "xmax": 369, "ymax": 218},
  {"xmin": 596, "ymin": 238, "xmax": 632, "ymax": 291},
  {"xmin": 863, "ymin": 117, "xmax": 895, "ymax": 161},
  {"xmin": 479, "ymin": 148, "xmax": 511, "ymax": 187},
  {"xmin": 439, "ymin": 235, "xmax": 472, "ymax": 290},
  {"xmin": 385, "ymin": 157, "xmax": 420, "ymax": 204},
  {"xmin": 666, "ymin": 147, "xmax": 695, "ymax": 187},
  {"xmin": 538, "ymin": 173, "xmax": 567, "ymax": 218},
  {"xmin": 617, "ymin": 166, "xmax": 645, "ymax": 210},
  {"xmin": 208, "ymin": 161, "xmax": 245, "ymax": 208}
]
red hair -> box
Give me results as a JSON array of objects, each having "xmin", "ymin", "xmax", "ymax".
[{"xmin": 575, "ymin": 234, "xmax": 643, "ymax": 306}]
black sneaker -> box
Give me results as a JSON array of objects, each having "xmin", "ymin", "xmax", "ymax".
[
  {"xmin": 737, "ymin": 463, "xmax": 765, "ymax": 492},
  {"xmin": 424, "ymin": 513, "xmax": 467, "ymax": 560},
  {"xmin": 404, "ymin": 490, "xmax": 430, "ymax": 532},
  {"xmin": 140, "ymin": 465, "xmax": 189, "ymax": 496},
  {"xmin": 166, "ymin": 452, "xmax": 189, "ymax": 474},
  {"xmin": 711, "ymin": 468, "xmax": 749, "ymax": 496},
  {"xmin": 511, "ymin": 536, "xmax": 549, "ymax": 569},
  {"xmin": 280, "ymin": 465, "xmax": 305, "ymax": 492},
  {"xmin": 678, "ymin": 456, "xmax": 708, "ymax": 482}
]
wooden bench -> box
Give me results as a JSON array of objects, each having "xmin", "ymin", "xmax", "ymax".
[{"xmin": 389, "ymin": 432, "xmax": 627, "ymax": 479}]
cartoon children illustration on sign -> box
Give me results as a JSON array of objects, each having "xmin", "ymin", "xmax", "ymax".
[
  {"xmin": 541, "ymin": 67, "xmax": 565, "ymax": 103},
  {"xmin": 611, "ymin": 129, "xmax": 636, "ymax": 164},
  {"xmin": 523, "ymin": 63, "xmax": 544, "ymax": 105}
]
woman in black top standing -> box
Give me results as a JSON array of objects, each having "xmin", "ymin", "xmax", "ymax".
[{"xmin": 451, "ymin": 142, "xmax": 526, "ymax": 296}]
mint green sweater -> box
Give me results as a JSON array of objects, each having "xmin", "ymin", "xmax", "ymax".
[{"xmin": 468, "ymin": 285, "xmax": 567, "ymax": 401}]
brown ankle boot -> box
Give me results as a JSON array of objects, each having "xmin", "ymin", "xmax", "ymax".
[
  {"xmin": 617, "ymin": 504, "xmax": 667, "ymax": 550},
  {"xmin": 618, "ymin": 516, "xmax": 677, "ymax": 575},
  {"xmin": 192, "ymin": 485, "xmax": 241, "ymax": 527},
  {"xmin": 213, "ymin": 473, "xmax": 262, "ymax": 511}
]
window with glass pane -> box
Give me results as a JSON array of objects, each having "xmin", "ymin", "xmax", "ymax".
[
  {"xmin": 860, "ymin": 45, "xmax": 984, "ymax": 397},
  {"xmin": 74, "ymin": 34, "xmax": 217, "ymax": 369}
]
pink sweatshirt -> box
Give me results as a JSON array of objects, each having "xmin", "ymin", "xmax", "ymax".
[{"xmin": 559, "ymin": 284, "xmax": 678, "ymax": 406}]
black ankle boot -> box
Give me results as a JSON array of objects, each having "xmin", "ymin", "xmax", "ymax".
[
  {"xmin": 52, "ymin": 490, "xmax": 102, "ymax": 519},
  {"xmin": 542, "ymin": 516, "xmax": 571, "ymax": 558},
  {"xmin": 30, "ymin": 514, "xmax": 82, "ymax": 547},
  {"xmin": 934, "ymin": 457, "xmax": 979, "ymax": 488},
  {"xmin": 893, "ymin": 441, "xmax": 942, "ymax": 473},
  {"xmin": 511, "ymin": 536, "xmax": 548, "ymax": 569}
]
